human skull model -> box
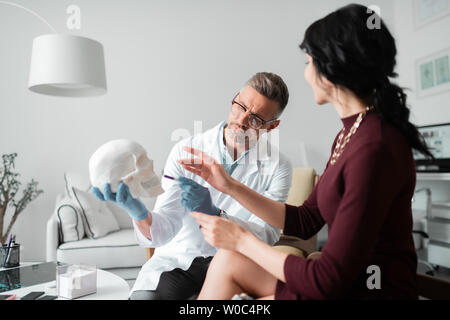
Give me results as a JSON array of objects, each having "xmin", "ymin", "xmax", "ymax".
[{"xmin": 89, "ymin": 139, "xmax": 164, "ymax": 198}]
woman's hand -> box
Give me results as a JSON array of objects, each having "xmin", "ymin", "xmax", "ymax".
[
  {"xmin": 190, "ymin": 211, "xmax": 250, "ymax": 252},
  {"xmin": 178, "ymin": 146, "xmax": 235, "ymax": 194}
]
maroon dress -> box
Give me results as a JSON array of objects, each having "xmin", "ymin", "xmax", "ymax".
[{"xmin": 275, "ymin": 111, "xmax": 418, "ymax": 300}]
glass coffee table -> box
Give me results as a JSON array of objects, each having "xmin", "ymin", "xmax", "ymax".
[{"xmin": 0, "ymin": 262, "xmax": 130, "ymax": 300}]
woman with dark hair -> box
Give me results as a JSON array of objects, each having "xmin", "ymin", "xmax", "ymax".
[{"xmin": 178, "ymin": 4, "xmax": 432, "ymax": 299}]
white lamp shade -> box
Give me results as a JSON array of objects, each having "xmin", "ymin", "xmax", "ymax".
[{"xmin": 28, "ymin": 34, "xmax": 107, "ymax": 97}]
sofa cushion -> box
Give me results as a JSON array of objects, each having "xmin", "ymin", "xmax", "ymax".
[
  {"xmin": 105, "ymin": 202, "xmax": 133, "ymax": 229},
  {"xmin": 57, "ymin": 229, "xmax": 146, "ymax": 269},
  {"xmin": 72, "ymin": 187, "xmax": 120, "ymax": 239},
  {"xmin": 64, "ymin": 171, "xmax": 91, "ymax": 199},
  {"xmin": 105, "ymin": 197, "xmax": 157, "ymax": 230},
  {"xmin": 55, "ymin": 196, "xmax": 85, "ymax": 243},
  {"xmin": 274, "ymin": 245, "xmax": 305, "ymax": 258},
  {"xmin": 274, "ymin": 234, "xmax": 317, "ymax": 256}
]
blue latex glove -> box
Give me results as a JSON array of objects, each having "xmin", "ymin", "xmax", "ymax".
[
  {"xmin": 91, "ymin": 182, "xmax": 149, "ymax": 221},
  {"xmin": 178, "ymin": 177, "xmax": 220, "ymax": 216}
]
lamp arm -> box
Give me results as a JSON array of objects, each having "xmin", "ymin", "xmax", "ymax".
[{"xmin": 0, "ymin": 1, "xmax": 57, "ymax": 33}]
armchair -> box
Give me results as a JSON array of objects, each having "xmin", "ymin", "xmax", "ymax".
[{"xmin": 273, "ymin": 167, "xmax": 319, "ymax": 258}]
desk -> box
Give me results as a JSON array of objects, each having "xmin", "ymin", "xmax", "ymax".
[{"xmin": 1, "ymin": 262, "xmax": 130, "ymax": 300}]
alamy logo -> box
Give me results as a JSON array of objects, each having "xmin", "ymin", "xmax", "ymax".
[
  {"xmin": 66, "ymin": 5, "xmax": 81, "ymax": 30},
  {"xmin": 366, "ymin": 265, "xmax": 381, "ymax": 290},
  {"xmin": 170, "ymin": 121, "xmax": 281, "ymax": 176},
  {"xmin": 366, "ymin": 5, "xmax": 381, "ymax": 30}
]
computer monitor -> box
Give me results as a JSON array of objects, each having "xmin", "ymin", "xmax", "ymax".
[{"xmin": 414, "ymin": 123, "xmax": 450, "ymax": 172}]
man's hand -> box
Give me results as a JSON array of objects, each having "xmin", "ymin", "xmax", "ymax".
[
  {"xmin": 91, "ymin": 182, "xmax": 149, "ymax": 221},
  {"xmin": 179, "ymin": 177, "xmax": 220, "ymax": 216}
]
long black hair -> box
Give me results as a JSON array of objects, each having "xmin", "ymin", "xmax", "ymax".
[{"xmin": 299, "ymin": 3, "xmax": 433, "ymax": 158}]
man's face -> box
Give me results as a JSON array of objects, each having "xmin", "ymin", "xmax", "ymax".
[{"xmin": 225, "ymin": 86, "xmax": 280, "ymax": 150}]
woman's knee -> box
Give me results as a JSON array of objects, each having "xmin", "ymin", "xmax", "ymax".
[
  {"xmin": 209, "ymin": 249, "xmax": 245, "ymax": 274},
  {"xmin": 214, "ymin": 248, "xmax": 241, "ymax": 261},
  {"xmin": 215, "ymin": 249, "xmax": 246, "ymax": 263}
]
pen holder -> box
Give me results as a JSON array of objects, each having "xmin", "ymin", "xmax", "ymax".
[{"xmin": 0, "ymin": 243, "xmax": 20, "ymax": 268}]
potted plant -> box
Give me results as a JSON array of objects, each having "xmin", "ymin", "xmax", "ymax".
[{"xmin": 0, "ymin": 153, "xmax": 43, "ymax": 244}]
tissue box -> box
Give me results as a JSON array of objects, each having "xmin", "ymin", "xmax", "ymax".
[{"xmin": 56, "ymin": 264, "xmax": 97, "ymax": 299}]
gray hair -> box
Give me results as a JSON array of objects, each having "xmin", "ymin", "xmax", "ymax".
[{"xmin": 244, "ymin": 72, "xmax": 289, "ymax": 115}]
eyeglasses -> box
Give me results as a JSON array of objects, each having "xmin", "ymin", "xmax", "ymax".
[{"xmin": 231, "ymin": 93, "xmax": 278, "ymax": 129}]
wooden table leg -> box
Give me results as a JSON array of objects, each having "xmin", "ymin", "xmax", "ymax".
[{"xmin": 146, "ymin": 248, "xmax": 155, "ymax": 260}]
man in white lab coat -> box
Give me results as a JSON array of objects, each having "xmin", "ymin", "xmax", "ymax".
[{"xmin": 94, "ymin": 72, "xmax": 293, "ymax": 300}]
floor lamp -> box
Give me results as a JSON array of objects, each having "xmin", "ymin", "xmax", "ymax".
[{"xmin": 1, "ymin": 1, "xmax": 107, "ymax": 97}]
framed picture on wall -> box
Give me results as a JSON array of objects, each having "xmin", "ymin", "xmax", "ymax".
[
  {"xmin": 416, "ymin": 47, "xmax": 450, "ymax": 98},
  {"xmin": 414, "ymin": 0, "xmax": 450, "ymax": 29}
]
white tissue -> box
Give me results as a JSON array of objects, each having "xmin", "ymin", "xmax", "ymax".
[{"xmin": 58, "ymin": 266, "xmax": 97, "ymax": 299}]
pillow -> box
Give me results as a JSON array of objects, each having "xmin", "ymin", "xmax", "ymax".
[
  {"xmin": 72, "ymin": 187, "xmax": 120, "ymax": 239},
  {"xmin": 106, "ymin": 197, "xmax": 156, "ymax": 229},
  {"xmin": 64, "ymin": 171, "xmax": 92, "ymax": 199},
  {"xmin": 105, "ymin": 202, "xmax": 133, "ymax": 229},
  {"xmin": 55, "ymin": 197, "xmax": 85, "ymax": 243}
]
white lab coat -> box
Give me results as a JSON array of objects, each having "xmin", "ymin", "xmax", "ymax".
[{"xmin": 130, "ymin": 122, "xmax": 292, "ymax": 295}]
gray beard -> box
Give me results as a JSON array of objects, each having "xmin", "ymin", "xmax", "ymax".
[{"xmin": 224, "ymin": 126, "xmax": 258, "ymax": 151}]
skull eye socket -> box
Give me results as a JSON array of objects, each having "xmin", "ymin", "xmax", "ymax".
[
  {"xmin": 136, "ymin": 154, "xmax": 153, "ymax": 169},
  {"xmin": 141, "ymin": 174, "xmax": 160, "ymax": 189}
]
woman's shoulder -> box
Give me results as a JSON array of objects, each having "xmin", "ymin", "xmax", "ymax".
[
  {"xmin": 349, "ymin": 112, "xmax": 413, "ymax": 163},
  {"xmin": 356, "ymin": 112, "xmax": 408, "ymax": 146}
]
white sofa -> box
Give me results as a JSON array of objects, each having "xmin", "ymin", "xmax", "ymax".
[
  {"xmin": 46, "ymin": 172, "xmax": 149, "ymax": 281},
  {"xmin": 46, "ymin": 213, "xmax": 146, "ymax": 269}
]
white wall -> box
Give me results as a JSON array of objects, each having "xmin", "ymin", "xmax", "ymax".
[
  {"xmin": 392, "ymin": 0, "xmax": 450, "ymax": 213},
  {"xmin": 393, "ymin": 0, "xmax": 450, "ymax": 126},
  {"xmin": 1, "ymin": 0, "xmax": 395, "ymax": 261}
]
